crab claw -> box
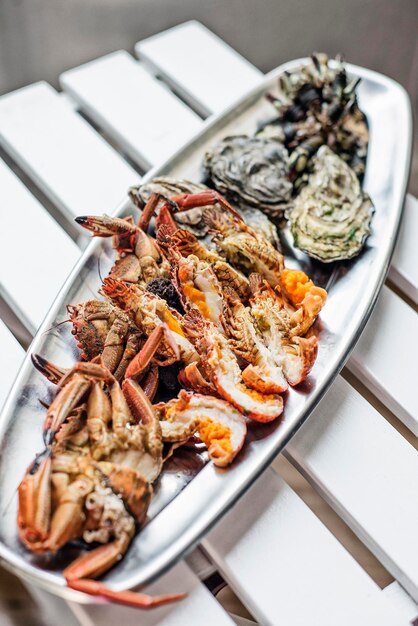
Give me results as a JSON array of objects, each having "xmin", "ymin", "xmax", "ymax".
[
  {"xmin": 75, "ymin": 215, "xmax": 137, "ymax": 238},
  {"xmin": 125, "ymin": 323, "xmax": 180, "ymax": 380},
  {"xmin": 66, "ymin": 579, "xmax": 187, "ymax": 610},
  {"xmin": 31, "ymin": 354, "xmax": 68, "ymax": 385},
  {"xmin": 173, "ymin": 190, "xmax": 242, "ymax": 220}
]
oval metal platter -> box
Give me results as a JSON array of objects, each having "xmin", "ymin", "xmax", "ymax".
[{"xmin": 0, "ymin": 59, "xmax": 412, "ymax": 599}]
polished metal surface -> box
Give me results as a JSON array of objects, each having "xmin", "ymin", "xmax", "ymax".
[{"xmin": 0, "ymin": 60, "xmax": 412, "ymax": 598}]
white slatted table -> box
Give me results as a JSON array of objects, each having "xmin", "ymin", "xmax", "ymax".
[{"xmin": 0, "ymin": 20, "xmax": 417, "ymax": 626}]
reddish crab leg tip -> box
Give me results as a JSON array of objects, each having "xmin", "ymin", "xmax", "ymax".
[{"xmin": 66, "ymin": 579, "xmax": 187, "ymax": 609}]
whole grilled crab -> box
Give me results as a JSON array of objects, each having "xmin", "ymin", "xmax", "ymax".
[
  {"xmin": 18, "ymin": 347, "xmax": 186, "ymax": 608},
  {"xmin": 67, "ymin": 300, "xmax": 142, "ymax": 381}
]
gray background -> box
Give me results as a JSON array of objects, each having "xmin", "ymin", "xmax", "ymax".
[
  {"xmin": 0, "ymin": 0, "xmax": 417, "ymax": 105},
  {"xmin": 0, "ymin": 0, "xmax": 416, "ymax": 192}
]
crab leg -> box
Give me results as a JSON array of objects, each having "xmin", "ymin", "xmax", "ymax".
[
  {"xmin": 140, "ymin": 364, "xmax": 159, "ymax": 401},
  {"xmin": 31, "ymin": 353, "xmax": 68, "ymax": 385},
  {"xmin": 155, "ymin": 203, "xmax": 178, "ymax": 235},
  {"xmin": 122, "ymin": 378, "xmax": 156, "ymax": 426},
  {"xmin": 64, "ymin": 507, "xmax": 183, "ymax": 608},
  {"xmin": 75, "ymin": 214, "xmax": 137, "ymax": 238},
  {"xmin": 46, "ymin": 477, "xmax": 94, "ymax": 552},
  {"xmin": 112, "ymin": 331, "xmax": 142, "ymax": 381},
  {"xmin": 124, "ymin": 324, "xmax": 165, "ymax": 380},
  {"xmin": 122, "ymin": 378, "xmax": 163, "ymax": 481},
  {"xmin": 108, "ymin": 380, "xmax": 132, "ymax": 439},
  {"xmin": 172, "ymin": 190, "xmax": 242, "ymax": 220},
  {"xmin": 137, "ymin": 192, "xmax": 165, "ymax": 232},
  {"xmin": 18, "ymin": 453, "xmax": 52, "ymax": 551},
  {"xmin": 44, "ymin": 375, "xmax": 91, "ymax": 443},
  {"xmin": 100, "ymin": 311, "xmax": 131, "ymax": 374},
  {"xmin": 67, "ymin": 578, "xmax": 186, "ymax": 609},
  {"xmin": 87, "ymin": 382, "xmax": 113, "ymax": 459},
  {"xmin": 57, "ymin": 361, "xmax": 114, "ymax": 389}
]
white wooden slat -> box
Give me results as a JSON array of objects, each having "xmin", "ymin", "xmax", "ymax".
[
  {"xmin": 389, "ymin": 194, "xmax": 418, "ymax": 305},
  {"xmin": 0, "ymin": 158, "xmax": 80, "ymax": 331},
  {"xmin": 204, "ymin": 468, "xmax": 405, "ymax": 626},
  {"xmin": 285, "ymin": 375, "xmax": 418, "ymax": 601},
  {"xmin": 69, "ymin": 561, "xmax": 234, "ymax": 626},
  {"xmin": 229, "ymin": 615, "xmax": 257, "ymax": 626},
  {"xmin": 185, "ymin": 547, "xmax": 216, "ymax": 580},
  {"xmin": 60, "ymin": 51, "xmax": 202, "ymax": 171},
  {"xmin": 348, "ymin": 285, "xmax": 418, "ymax": 435},
  {"xmin": 383, "ymin": 582, "xmax": 418, "ymax": 623},
  {"xmin": 27, "ymin": 586, "xmax": 82, "ymax": 626},
  {"xmin": 0, "ymin": 82, "xmax": 138, "ymax": 221},
  {"xmin": 135, "ymin": 21, "xmax": 263, "ymax": 117},
  {"xmin": 0, "ymin": 319, "xmax": 24, "ymax": 410}
]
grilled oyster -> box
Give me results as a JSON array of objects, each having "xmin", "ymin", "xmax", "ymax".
[
  {"xmin": 288, "ymin": 146, "xmax": 374, "ymax": 262},
  {"xmin": 204, "ymin": 135, "xmax": 293, "ymax": 218}
]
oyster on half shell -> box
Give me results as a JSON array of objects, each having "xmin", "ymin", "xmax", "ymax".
[
  {"xmin": 204, "ymin": 135, "xmax": 293, "ymax": 218},
  {"xmin": 288, "ymin": 146, "xmax": 374, "ymax": 262}
]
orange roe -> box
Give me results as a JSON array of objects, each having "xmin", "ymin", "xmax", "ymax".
[
  {"xmin": 280, "ymin": 269, "xmax": 315, "ymax": 306},
  {"xmin": 237, "ymin": 383, "xmax": 276, "ymax": 402},
  {"xmin": 199, "ymin": 418, "xmax": 233, "ymax": 455},
  {"xmin": 162, "ymin": 310, "xmax": 185, "ymax": 337},
  {"xmin": 183, "ymin": 283, "xmax": 210, "ymax": 319}
]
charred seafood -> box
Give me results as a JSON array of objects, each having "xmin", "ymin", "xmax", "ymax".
[{"xmin": 19, "ymin": 157, "xmax": 328, "ymax": 605}]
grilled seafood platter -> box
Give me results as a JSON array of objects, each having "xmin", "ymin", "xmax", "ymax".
[
  {"xmin": 16, "ymin": 188, "xmax": 326, "ymax": 606},
  {"xmin": 0, "ymin": 55, "xmax": 410, "ymax": 607}
]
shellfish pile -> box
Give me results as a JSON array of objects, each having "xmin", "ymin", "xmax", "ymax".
[
  {"xmin": 18, "ymin": 187, "xmax": 326, "ymax": 608},
  {"xmin": 17, "ymin": 52, "xmax": 373, "ymax": 609},
  {"xmin": 204, "ymin": 54, "xmax": 374, "ymax": 262}
]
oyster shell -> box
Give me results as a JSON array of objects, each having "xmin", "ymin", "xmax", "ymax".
[
  {"xmin": 129, "ymin": 177, "xmax": 207, "ymax": 206},
  {"xmin": 203, "ymin": 135, "xmax": 293, "ymax": 218},
  {"xmin": 261, "ymin": 54, "xmax": 369, "ymax": 181},
  {"xmin": 130, "ymin": 177, "xmax": 213, "ymax": 237},
  {"xmin": 288, "ymin": 146, "xmax": 374, "ymax": 262}
]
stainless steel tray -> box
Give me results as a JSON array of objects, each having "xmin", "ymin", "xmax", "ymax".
[{"xmin": 0, "ymin": 59, "xmax": 412, "ymax": 600}]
